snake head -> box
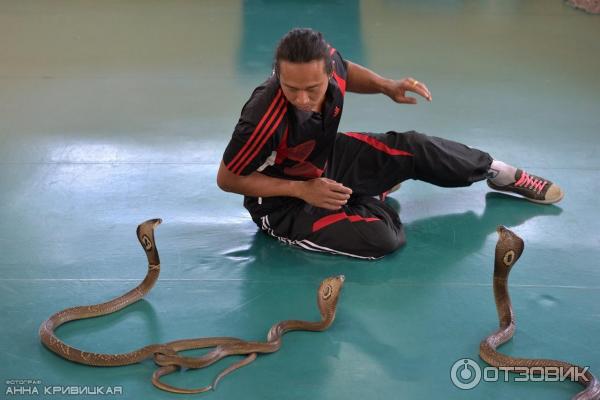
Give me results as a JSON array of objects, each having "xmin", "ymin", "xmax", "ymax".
[
  {"xmin": 494, "ymin": 226, "xmax": 524, "ymax": 276},
  {"xmin": 317, "ymin": 275, "xmax": 345, "ymax": 320},
  {"xmin": 137, "ymin": 219, "xmax": 162, "ymax": 266}
]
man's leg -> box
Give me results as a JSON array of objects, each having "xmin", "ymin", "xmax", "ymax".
[
  {"xmin": 258, "ymin": 196, "xmax": 405, "ymax": 259},
  {"xmin": 255, "ymin": 130, "xmax": 562, "ymax": 259},
  {"xmin": 326, "ymin": 130, "xmax": 563, "ymax": 204},
  {"xmin": 326, "ymin": 130, "xmax": 492, "ymax": 194}
]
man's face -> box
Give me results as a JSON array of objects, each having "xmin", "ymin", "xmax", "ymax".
[{"xmin": 278, "ymin": 59, "xmax": 329, "ymax": 113}]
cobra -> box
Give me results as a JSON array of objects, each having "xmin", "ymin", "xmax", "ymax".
[
  {"xmin": 38, "ymin": 219, "xmax": 345, "ymax": 394},
  {"xmin": 479, "ymin": 226, "xmax": 600, "ymax": 399},
  {"xmin": 151, "ymin": 274, "xmax": 346, "ymax": 393}
]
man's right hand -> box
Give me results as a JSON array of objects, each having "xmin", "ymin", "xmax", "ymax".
[{"xmin": 296, "ymin": 178, "xmax": 353, "ymax": 210}]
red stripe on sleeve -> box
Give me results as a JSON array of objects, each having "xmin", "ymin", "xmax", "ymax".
[
  {"xmin": 343, "ymin": 132, "xmax": 413, "ymax": 157},
  {"xmin": 333, "ymin": 71, "xmax": 346, "ymax": 96},
  {"xmin": 234, "ymin": 102, "xmax": 287, "ymax": 175},
  {"xmin": 231, "ymin": 96, "xmax": 285, "ymax": 174},
  {"xmin": 229, "ymin": 96, "xmax": 285, "ymax": 175},
  {"xmin": 227, "ymin": 89, "xmax": 283, "ymax": 172}
]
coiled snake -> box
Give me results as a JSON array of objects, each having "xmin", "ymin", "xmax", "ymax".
[
  {"xmin": 480, "ymin": 226, "xmax": 600, "ymax": 399},
  {"xmin": 39, "ymin": 219, "xmax": 345, "ymax": 393}
]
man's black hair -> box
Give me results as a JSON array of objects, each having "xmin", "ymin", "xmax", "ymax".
[{"xmin": 273, "ymin": 28, "xmax": 333, "ymax": 77}]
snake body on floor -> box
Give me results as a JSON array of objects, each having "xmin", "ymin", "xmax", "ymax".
[
  {"xmin": 151, "ymin": 274, "xmax": 345, "ymax": 393},
  {"xmin": 39, "ymin": 219, "xmax": 345, "ymax": 393},
  {"xmin": 38, "ymin": 218, "xmax": 173, "ymax": 366},
  {"xmin": 479, "ymin": 226, "xmax": 600, "ymax": 399}
]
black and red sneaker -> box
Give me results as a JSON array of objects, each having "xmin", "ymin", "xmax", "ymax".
[{"xmin": 487, "ymin": 169, "xmax": 564, "ymax": 204}]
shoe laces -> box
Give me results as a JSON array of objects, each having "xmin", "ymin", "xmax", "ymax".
[{"xmin": 515, "ymin": 171, "xmax": 547, "ymax": 193}]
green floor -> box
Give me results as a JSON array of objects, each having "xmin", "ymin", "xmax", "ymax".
[{"xmin": 1, "ymin": 1, "xmax": 599, "ymax": 399}]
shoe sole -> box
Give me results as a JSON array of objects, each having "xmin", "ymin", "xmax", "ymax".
[{"xmin": 486, "ymin": 181, "xmax": 565, "ymax": 205}]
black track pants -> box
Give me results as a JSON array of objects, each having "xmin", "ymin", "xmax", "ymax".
[{"xmin": 255, "ymin": 130, "xmax": 493, "ymax": 259}]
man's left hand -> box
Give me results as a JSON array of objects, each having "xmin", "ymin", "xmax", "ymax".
[{"xmin": 384, "ymin": 77, "xmax": 432, "ymax": 104}]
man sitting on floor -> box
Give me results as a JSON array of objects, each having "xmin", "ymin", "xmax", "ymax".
[{"xmin": 217, "ymin": 28, "xmax": 563, "ymax": 259}]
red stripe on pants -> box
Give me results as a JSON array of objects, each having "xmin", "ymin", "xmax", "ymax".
[
  {"xmin": 312, "ymin": 212, "xmax": 380, "ymax": 232},
  {"xmin": 343, "ymin": 132, "xmax": 413, "ymax": 157}
]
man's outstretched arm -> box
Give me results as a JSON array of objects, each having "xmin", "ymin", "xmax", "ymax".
[
  {"xmin": 345, "ymin": 60, "xmax": 432, "ymax": 103},
  {"xmin": 217, "ymin": 160, "xmax": 352, "ymax": 210}
]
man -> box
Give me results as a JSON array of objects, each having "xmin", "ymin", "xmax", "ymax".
[{"xmin": 217, "ymin": 28, "xmax": 563, "ymax": 259}]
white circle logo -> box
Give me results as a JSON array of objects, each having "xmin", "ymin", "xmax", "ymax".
[{"xmin": 450, "ymin": 358, "xmax": 482, "ymax": 390}]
